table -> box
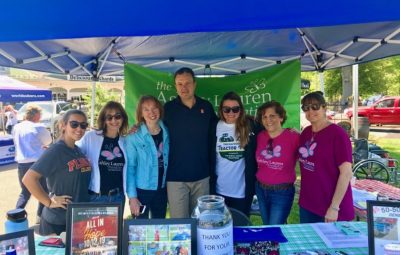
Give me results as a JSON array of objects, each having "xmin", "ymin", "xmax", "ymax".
[
  {"xmin": 352, "ymin": 179, "xmax": 400, "ymax": 219},
  {"xmin": 35, "ymin": 222, "xmax": 368, "ymax": 255}
]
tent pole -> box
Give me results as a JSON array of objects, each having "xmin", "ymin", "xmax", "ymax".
[
  {"xmin": 319, "ymin": 72, "xmax": 324, "ymax": 94},
  {"xmin": 90, "ymin": 81, "xmax": 96, "ymax": 128},
  {"xmin": 352, "ymin": 64, "xmax": 359, "ymax": 139}
]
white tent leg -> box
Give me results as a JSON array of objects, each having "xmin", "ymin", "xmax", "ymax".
[
  {"xmin": 352, "ymin": 64, "xmax": 359, "ymax": 139},
  {"xmin": 90, "ymin": 81, "xmax": 96, "ymax": 128},
  {"xmin": 319, "ymin": 72, "xmax": 324, "ymax": 94}
]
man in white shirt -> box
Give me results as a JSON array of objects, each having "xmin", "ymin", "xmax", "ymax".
[{"xmin": 12, "ymin": 104, "xmax": 52, "ymax": 223}]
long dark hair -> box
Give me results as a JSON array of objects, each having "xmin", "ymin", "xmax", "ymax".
[
  {"xmin": 218, "ymin": 91, "xmax": 250, "ymax": 148},
  {"xmin": 97, "ymin": 101, "xmax": 129, "ymax": 136}
]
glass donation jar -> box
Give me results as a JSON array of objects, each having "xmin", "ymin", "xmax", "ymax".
[{"xmin": 192, "ymin": 195, "xmax": 233, "ymax": 255}]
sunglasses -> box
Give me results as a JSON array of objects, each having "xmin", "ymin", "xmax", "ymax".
[
  {"xmin": 69, "ymin": 121, "xmax": 89, "ymax": 130},
  {"xmin": 105, "ymin": 113, "xmax": 122, "ymax": 121},
  {"xmin": 301, "ymin": 103, "xmax": 325, "ymax": 112},
  {"xmin": 267, "ymin": 139, "xmax": 274, "ymax": 153},
  {"xmin": 222, "ymin": 106, "xmax": 241, "ymax": 114}
]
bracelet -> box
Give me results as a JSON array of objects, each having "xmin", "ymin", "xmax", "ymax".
[{"xmin": 331, "ymin": 206, "xmax": 340, "ymax": 212}]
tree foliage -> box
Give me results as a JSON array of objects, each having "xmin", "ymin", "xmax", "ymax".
[
  {"xmin": 82, "ymin": 83, "xmax": 120, "ymax": 126},
  {"xmin": 301, "ymin": 55, "xmax": 400, "ymax": 101}
]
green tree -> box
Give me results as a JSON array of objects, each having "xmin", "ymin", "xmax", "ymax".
[{"xmin": 82, "ymin": 83, "xmax": 120, "ymax": 127}]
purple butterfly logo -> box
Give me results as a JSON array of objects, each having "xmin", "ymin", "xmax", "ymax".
[
  {"xmin": 261, "ymin": 145, "xmax": 281, "ymax": 159},
  {"xmin": 101, "ymin": 146, "xmax": 122, "ymax": 160},
  {"xmin": 299, "ymin": 141, "xmax": 317, "ymax": 158}
]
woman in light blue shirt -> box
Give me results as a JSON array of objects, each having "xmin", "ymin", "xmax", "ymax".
[{"xmin": 126, "ymin": 95, "xmax": 169, "ymax": 218}]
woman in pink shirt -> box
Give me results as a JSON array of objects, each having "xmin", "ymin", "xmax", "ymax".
[
  {"xmin": 299, "ymin": 91, "xmax": 354, "ymax": 223},
  {"xmin": 255, "ymin": 101, "xmax": 299, "ymax": 225}
]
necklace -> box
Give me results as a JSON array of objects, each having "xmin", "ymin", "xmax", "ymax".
[
  {"xmin": 310, "ymin": 131, "xmax": 316, "ymax": 143},
  {"xmin": 148, "ymin": 125, "xmax": 161, "ymax": 135}
]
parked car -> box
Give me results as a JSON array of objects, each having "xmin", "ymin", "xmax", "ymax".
[
  {"xmin": 17, "ymin": 101, "xmax": 75, "ymax": 137},
  {"xmin": 344, "ymin": 96, "xmax": 400, "ymax": 125}
]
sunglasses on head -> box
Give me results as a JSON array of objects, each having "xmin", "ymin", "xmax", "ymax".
[
  {"xmin": 222, "ymin": 106, "xmax": 241, "ymax": 114},
  {"xmin": 301, "ymin": 103, "xmax": 325, "ymax": 112},
  {"xmin": 69, "ymin": 121, "xmax": 89, "ymax": 130},
  {"xmin": 105, "ymin": 113, "xmax": 122, "ymax": 121}
]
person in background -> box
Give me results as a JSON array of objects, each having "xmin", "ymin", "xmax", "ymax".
[
  {"xmin": 12, "ymin": 104, "xmax": 52, "ymax": 224},
  {"xmin": 210, "ymin": 91, "xmax": 257, "ymax": 216},
  {"xmin": 126, "ymin": 95, "xmax": 169, "ymax": 218},
  {"xmin": 5, "ymin": 105, "xmax": 18, "ymax": 134},
  {"xmin": 77, "ymin": 101, "xmax": 128, "ymax": 206},
  {"xmin": 255, "ymin": 101, "xmax": 299, "ymax": 225},
  {"xmin": 23, "ymin": 109, "xmax": 91, "ymax": 235},
  {"xmin": 164, "ymin": 67, "xmax": 218, "ymax": 218},
  {"xmin": 299, "ymin": 91, "xmax": 354, "ymax": 223}
]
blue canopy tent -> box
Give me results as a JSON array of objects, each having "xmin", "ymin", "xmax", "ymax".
[
  {"xmin": 0, "ymin": 0, "xmax": 400, "ymax": 77},
  {"xmin": 0, "ymin": 75, "xmax": 52, "ymax": 102}
]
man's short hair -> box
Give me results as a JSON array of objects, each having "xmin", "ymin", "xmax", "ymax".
[
  {"xmin": 24, "ymin": 104, "xmax": 42, "ymax": 121},
  {"xmin": 174, "ymin": 67, "xmax": 195, "ymax": 81}
]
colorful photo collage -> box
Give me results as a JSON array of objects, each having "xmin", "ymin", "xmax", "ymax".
[
  {"xmin": 128, "ymin": 224, "xmax": 191, "ymax": 255},
  {"xmin": 0, "ymin": 236, "xmax": 30, "ymax": 255},
  {"xmin": 70, "ymin": 206, "xmax": 120, "ymax": 255}
]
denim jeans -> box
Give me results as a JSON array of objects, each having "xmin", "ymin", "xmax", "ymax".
[
  {"xmin": 255, "ymin": 181, "xmax": 295, "ymax": 225},
  {"xmin": 16, "ymin": 162, "xmax": 48, "ymax": 217},
  {"xmin": 299, "ymin": 206, "xmax": 325, "ymax": 223},
  {"xmin": 89, "ymin": 192, "xmax": 126, "ymax": 210}
]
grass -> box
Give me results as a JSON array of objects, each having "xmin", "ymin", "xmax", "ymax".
[{"xmin": 250, "ymin": 133, "xmax": 400, "ymax": 225}]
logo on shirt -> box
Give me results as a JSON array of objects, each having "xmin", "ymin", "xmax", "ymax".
[
  {"xmin": 299, "ymin": 141, "xmax": 317, "ymax": 158},
  {"xmin": 261, "ymin": 145, "xmax": 281, "ymax": 160},
  {"xmin": 217, "ymin": 133, "xmax": 244, "ymax": 162},
  {"xmin": 157, "ymin": 142, "xmax": 164, "ymax": 158},
  {"xmin": 219, "ymin": 133, "xmax": 234, "ymax": 142},
  {"xmin": 68, "ymin": 158, "xmax": 91, "ymax": 172},
  {"xmin": 101, "ymin": 147, "xmax": 122, "ymax": 160}
]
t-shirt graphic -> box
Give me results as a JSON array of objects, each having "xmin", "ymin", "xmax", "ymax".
[
  {"xmin": 101, "ymin": 146, "xmax": 122, "ymax": 160},
  {"xmin": 217, "ymin": 132, "xmax": 244, "ymax": 162},
  {"xmin": 299, "ymin": 141, "xmax": 317, "ymax": 158},
  {"xmin": 261, "ymin": 144, "xmax": 281, "ymax": 160},
  {"xmin": 298, "ymin": 140, "xmax": 317, "ymax": 172}
]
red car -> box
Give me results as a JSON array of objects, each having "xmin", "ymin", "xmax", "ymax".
[{"xmin": 345, "ymin": 96, "xmax": 400, "ymax": 125}]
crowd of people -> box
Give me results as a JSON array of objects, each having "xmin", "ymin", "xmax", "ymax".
[{"xmin": 11, "ymin": 67, "xmax": 354, "ymax": 235}]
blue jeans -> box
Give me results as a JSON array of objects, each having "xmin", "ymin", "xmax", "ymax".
[
  {"xmin": 89, "ymin": 192, "xmax": 126, "ymax": 209},
  {"xmin": 299, "ymin": 206, "xmax": 325, "ymax": 223},
  {"xmin": 255, "ymin": 182, "xmax": 295, "ymax": 225},
  {"xmin": 16, "ymin": 162, "xmax": 48, "ymax": 217}
]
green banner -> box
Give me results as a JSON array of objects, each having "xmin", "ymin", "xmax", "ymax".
[{"xmin": 124, "ymin": 60, "xmax": 300, "ymax": 129}]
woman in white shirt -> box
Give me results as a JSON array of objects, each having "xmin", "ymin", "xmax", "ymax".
[{"xmin": 210, "ymin": 91, "xmax": 258, "ymax": 216}]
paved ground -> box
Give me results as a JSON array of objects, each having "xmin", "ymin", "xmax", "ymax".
[{"xmin": 0, "ymin": 162, "xmax": 131, "ymax": 234}]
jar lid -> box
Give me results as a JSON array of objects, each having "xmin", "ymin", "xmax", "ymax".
[{"xmin": 6, "ymin": 208, "xmax": 27, "ymax": 222}]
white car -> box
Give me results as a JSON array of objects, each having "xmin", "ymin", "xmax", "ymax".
[{"xmin": 17, "ymin": 101, "xmax": 75, "ymax": 137}]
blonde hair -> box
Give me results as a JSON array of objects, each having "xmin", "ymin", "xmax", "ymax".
[
  {"xmin": 135, "ymin": 95, "xmax": 164, "ymax": 124},
  {"xmin": 24, "ymin": 104, "xmax": 42, "ymax": 121}
]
